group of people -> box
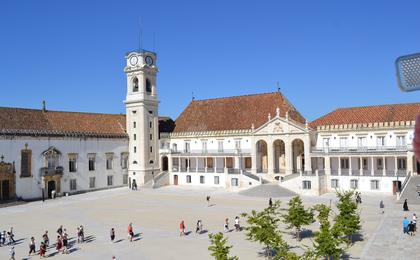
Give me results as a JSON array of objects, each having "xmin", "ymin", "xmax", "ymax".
[
  {"xmin": 0, "ymin": 228, "xmax": 15, "ymax": 246},
  {"xmin": 403, "ymin": 213, "xmax": 417, "ymax": 236}
]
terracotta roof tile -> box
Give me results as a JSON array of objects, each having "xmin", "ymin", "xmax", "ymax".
[
  {"xmin": 310, "ymin": 103, "xmax": 420, "ymax": 128},
  {"xmin": 173, "ymin": 92, "xmax": 306, "ymax": 132}
]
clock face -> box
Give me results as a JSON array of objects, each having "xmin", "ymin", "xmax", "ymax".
[
  {"xmin": 145, "ymin": 56, "xmax": 153, "ymax": 66},
  {"xmin": 129, "ymin": 56, "xmax": 138, "ymax": 66}
]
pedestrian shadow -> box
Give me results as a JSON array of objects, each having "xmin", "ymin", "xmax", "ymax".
[
  {"xmin": 299, "ymin": 229, "xmax": 313, "ymax": 240},
  {"xmin": 198, "ymin": 230, "xmax": 208, "ymax": 235},
  {"xmin": 12, "ymin": 238, "xmax": 25, "ymax": 245},
  {"xmin": 68, "ymin": 247, "xmax": 80, "ymax": 254},
  {"xmin": 208, "ymin": 204, "xmax": 216, "ymax": 207},
  {"xmin": 84, "ymin": 235, "xmax": 96, "ymax": 243},
  {"xmin": 114, "ymin": 239, "xmax": 124, "ymax": 243},
  {"xmin": 185, "ymin": 231, "xmax": 192, "ymax": 236},
  {"xmin": 133, "ymin": 233, "xmax": 142, "ymax": 241},
  {"xmin": 48, "ymin": 251, "xmax": 59, "ymax": 257},
  {"xmin": 351, "ymin": 233, "xmax": 364, "ymax": 243}
]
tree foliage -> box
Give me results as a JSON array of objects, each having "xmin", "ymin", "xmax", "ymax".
[
  {"xmin": 313, "ymin": 204, "xmax": 343, "ymax": 260},
  {"xmin": 282, "ymin": 196, "xmax": 314, "ymax": 240},
  {"xmin": 208, "ymin": 232, "xmax": 238, "ymax": 260},
  {"xmin": 333, "ymin": 190, "xmax": 361, "ymax": 245}
]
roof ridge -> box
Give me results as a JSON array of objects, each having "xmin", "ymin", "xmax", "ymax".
[
  {"xmin": 334, "ymin": 102, "xmax": 420, "ymax": 111},
  {"xmin": 0, "ymin": 106, "xmax": 125, "ymax": 117},
  {"xmin": 192, "ymin": 91, "xmax": 281, "ymax": 102}
]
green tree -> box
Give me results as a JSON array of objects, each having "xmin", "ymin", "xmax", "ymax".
[
  {"xmin": 332, "ymin": 190, "xmax": 361, "ymax": 245},
  {"xmin": 241, "ymin": 200, "xmax": 300, "ymax": 260},
  {"xmin": 313, "ymin": 204, "xmax": 343, "ymax": 260},
  {"xmin": 282, "ymin": 196, "xmax": 314, "ymax": 241},
  {"xmin": 208, "ymin": 232, "xmax": 238, "ymax": 260}
]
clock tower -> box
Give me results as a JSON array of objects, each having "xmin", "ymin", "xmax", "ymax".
[{"xmin": 124, "ymin": 50, "xmax": 160, "ymax": 187}]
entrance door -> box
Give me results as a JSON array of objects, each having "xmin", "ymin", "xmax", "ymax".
[
  {"xmin": 162, "ymin": 156, "xmax": 168, "ymax": 171},
  {"xmin": 1, "ymin": 180, "xmax": 9, "ymax": 200},
  {"xmin": 417, "ymin": 161, "xmax": 420, "ymax": 175},
  {"xmin": 47, "ymin": 181, "xmax": 56, "ymax": 198},
  {"xmin": 128, "ymin": 177, "xmax": 132, "ymax": 189},
  {"xmin": 174, "ymin": 175, "xmax": 178, "ymax": 185},
  {"xmin": 392, "ymin": 181, "xmax": 402, "ymax": 195}
]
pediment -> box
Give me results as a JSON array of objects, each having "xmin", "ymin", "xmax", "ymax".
[{"xmin": 254, "ymin": 118, "xmax": 306, "ymax": 135}]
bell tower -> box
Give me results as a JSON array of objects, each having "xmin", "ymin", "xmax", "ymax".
[{"xmin": 124, "ymin": 50, "xmax": 159, "ymax": 186}]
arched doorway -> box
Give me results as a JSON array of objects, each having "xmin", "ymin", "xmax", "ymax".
[
  {"xmin": 162, "ymin": 156, "xmax": 168, "ymax": 171},
  {"xmin": 292, "ymin": 139, "xmax": 305, "ymax": 173},
  {"xmin": 47, "ymin": 180, "xmax": 56, "ymax": 198},
  {"xmin": 256, "ymin": 140, "xmax": 268, "ymax": 173},
  {"xmin": 273, "ymin": 140, "xmax": 286, "ymax": 174}
]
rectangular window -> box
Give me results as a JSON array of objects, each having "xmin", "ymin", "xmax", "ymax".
[
  {"xmin": 218, "ymin": 140, "xmax": 224, "ymax": 152},
  {"xmin": 362, "ymin": 158, "xmax": 368, "ymax": 170},
  {"xmin": 149, "ymin": 110, "xmax": 153, "ymax": 115},
  {"xmin": 377, "ymin": 158, "xmax": 383, "ymax": 170},
  {"xmin": 202, "ymin": 141, "xmax": 207, "ymax": 152},
  {"xmin": 339, "ymin": 137, "xmax": 348, "ymax": 148},
  {"xmin": 121, "ymin": 153, "xmax": 128, "ymax": 169},
  {"xmin": 350, "ymin": 179, "xmax": 359, "ymax": 189},
  {"xmin": 200, "ymin": 175, "xmax": 205, "ymax": 184},
  {"xmin": 331, "ymin": 179, "xmax": 339, "ymax": 189},
  {"xmin": 302, "ymin": 181, "xmax": 311, "ymax": 190},
  {"xmin": 68, "ymin": 154, "xmax": 77, "ymax": 172},
  {"xmin": 133, "ymin": 122, "xmax": 136, "ymax": 128},
  {"xmin": 134, "ymin": 134, "xmax": 136, "ymax": 141},
  {"xmin": 70, "ymin": 179, "xmax": 77, "ymax": 191},
  {"xmin": 172, "ymin": 143, "xmax": 178, "ymax": 152},
  {"xmin": 150, "ymin": 146, "xmax": 153, "ymax": 153},
  {"xmin": 149, "ymin": 122, "xmax": 152, "ymax": 128},
  {"xmin": 185, "ymin": 142, "xmax": 190, "ymax": 153},
  {"xmin": 397, "ymin": 158, "xmax": 407, "ymax": 170},
  {"xmin": 376, "ymin": 136, "xmax": 385, "ymax": 147},
  {"xmin": 123, "ymin": 174, "xmax": 128, "ymax": 185},
  {"xmin": 323, "ymin": 138, "xmax": 329, "ymax": 148},
  {"xmin": 107, "ymin": 175, "xmax": 113, "ymax": 186},
  {"xmin": 357, "ymin": 137, "xmax": 367, "ymax": 147},
  {"xmin": 340, "ymin": 158, "xmax": 349, "ymax": 169},
  {"xmin": 186, "ymin": 175, "xmax": 191, "ymax": 183},
  {"xmin": 231, "ymin": 178, "xmax": 238, "ymax": 187},
  {"xmin": 150, "ymin": 134, "xmax": 153, "ymax": 140},
  {"xmin": 134, "ymin": 146, "xmax": 137, "ymax": 153},
  {"xmin": 214, "ymin": 176, "xmax": 220, "ymax": 185},
  {"xmin": 89, "ymin": 177, "xmax": 96, "ymax": 189},
  {"xmin": 397, "ymin": 136, "xmax": 406, "ymax": 147},
  {"xmin": 20, "ymin": 149, "xmax": 32, "ymax": 177},
  {"xmin": 370, "ymin": 180, "xmax": 380, "ymax": 190},
  {"xmin": 106, "ymin": 154, "xmax": 113, "ymax": 170},
  {"xmin": 235, "ymin": 140, "xmax": 241, "ymax": 149},
  {"xmin": 88, "ymin": 155, "xmax": 95, "ymax": 171}
]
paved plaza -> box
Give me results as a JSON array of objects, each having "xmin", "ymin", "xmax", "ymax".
[{"xmin": 0, "ymin": 186, "xmax": 418, "ymax": 260}]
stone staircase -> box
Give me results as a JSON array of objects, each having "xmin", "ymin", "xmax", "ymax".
[
  {"xmin": 239, "ymin": 183, "xmax": 296, "ymax": 198},
  {"xmin": 143, "ymin": 171, "xmax": 169, "ymax": 189},
  {"xmin": 398, "ymin": 174, "xmax": 420, "ymax": 204}
]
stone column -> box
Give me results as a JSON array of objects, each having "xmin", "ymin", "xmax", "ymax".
[
  {"xmin": 371, "ymin": 157, "xmax": 374, "ymax": 176},
  {"xmin": 204, "ymin": 157, "xmax": 208, "ymax": 173},
  {"xmin": 168, "ymin": 154, "xmax": 173, "ymax": 172},
  {"xmin": 359, "ymin": 157, "xmax": 363, "ymax": 176},
  {"xmin": 251, "ymin": 140, "xmax": 257, "ymax": 175},
  {"xmin": 267, "ymin": 139, "xmax": 274, "ymax": 174},
  {"xmin": 304, "ymin": 136, "xmax": 312, "ymax": 173},
  {"xmin": 338, "ymin": 157, "xmax": 342, "ymax": 176},
  {"xmin": 349, "ymin": 157, "xmax": 352, "ymax": 176},
  {"xmin": 325, "ymin": 156, "xmax": 331, "ymax": 175},
  {"xmin": 383, "ymin": 156, "xmax": 386, "ymax": 176},
  {"xmin": 285, "ymin": 139, "xmax": 293, "ymax": 175},
  {"xmin": 407, "ymin": 152, "xmax": 414, "ymax": 176},
  {"xmin": 395, "ymin": 156, "xmax": 398, "ymax": 176}
]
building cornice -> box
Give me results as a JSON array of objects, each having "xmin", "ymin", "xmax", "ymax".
[
  {"xmin": 170, "ymin": 129, "xmax": 252, "ymax": 138},
  {"xmin": 315, "ymin": 120, "xmax": 415, "ymax": 133}
]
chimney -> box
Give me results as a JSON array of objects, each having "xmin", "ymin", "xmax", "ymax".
[{"xmin": 42, "ymin": 100, "xmax": 46, "ymax": 112}]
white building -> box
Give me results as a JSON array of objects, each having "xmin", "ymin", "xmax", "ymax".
[{"xmin": 1, "ymin": 49, "xmax": 419, "ymax": 201}]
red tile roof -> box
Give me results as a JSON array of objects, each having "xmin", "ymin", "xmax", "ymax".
[
  {"xmin": 310, "ymin": 103, "xmax": 420, "ymax": 128},
  {"xmin": 0, "ymin": 107, "xmax": 127, "ymax": 138},
  {"xmin": 173, "ymin": 92, "xmax": 306, "ymax": 133}
]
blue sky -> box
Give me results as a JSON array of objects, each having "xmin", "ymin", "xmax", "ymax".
[{"xmin": 0, "ymin": 0, "xmax": 419, "ymax": 121}]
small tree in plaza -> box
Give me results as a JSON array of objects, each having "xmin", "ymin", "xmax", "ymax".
[
  {"xmin": 313, "ymin": 204, "xmax": 344, "ymax": 260},
  {"xmin": 208, "ymin": 232, "xmax": 238, "ymax": 260},
  {"xmin": 332, "ymin": 190, "xmax": 361, "ymax": 245},
  {"xmin": 282, "ymin": 196, "xmax": 314, "ymax": 241},
  {"xmin": 241, "ymin": 200, "xmax": 300, "ymax": 260}
]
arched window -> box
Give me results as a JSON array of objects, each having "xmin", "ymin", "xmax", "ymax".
[
  {"xmin": 133, "ymin": 77, "xmax": 139, "ymax": 92},
  {"xmin": 145, "ymin": 78, "xmax": 152, "ymax": 94}
]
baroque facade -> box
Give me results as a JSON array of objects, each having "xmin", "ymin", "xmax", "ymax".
[{"xmin": 1, "ymin": 49, "xmax": 419, "ymax": 200}]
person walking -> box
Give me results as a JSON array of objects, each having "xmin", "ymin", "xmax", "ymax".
[
  {"xmin": 39, "ymin": 242, "xmax": 47, "ymax": 258},
  {"xmin": 57, "ymin": 225, "xmax": 63, "ymax": 236},
  {"xmin": 234, "ymin": 216, "xmax": 241, "ymax": 231},
  {"xmin": 9, "ymin": 246, "xmax": 15, "ymax": 260},
  {"xmin": 224, "ymin": 218, "xmax": 229, "ymax": 233},
  {"xmin": 110, "ymin": 228, "xmax": 115, "ymax": 242},
  {"xmin": 56, "ymin": 235, "xmax": 63, "ymax": 253},
  {"xmin": 269, "ymin": 198, "xmax": 273, "ymax": 208},
  {"xmin": 28, "ymin": 237, "xmax": 36, "ymax": 256},
  {"xmin": 9, "ymin": 227, "xmax": 15, "ymax": 244},
  {"xmin": 379, "ymin": 200, "xmax": 385, "ymax": 214},
  {"xmin": 42, "ymin": 231, "xmax": 49, "ymax": 247},
  {"xmin": 206, "ymin": 196, "xmax": 211, "ymax": 207},
  {"xmin": 62, "ymin": 230, "xmax": 68, "ymax": 254},
  {"xmin": 1, "ymin": 230, "xmax": 5, "ymax": 245},
  {"xmin": 413, "ymin": 213, "xmax": 417, "ymax": 232},
  {"xmin": 179, "ymin": 221, "xmax": 185, "ymax": 236},
  {"xmin": 408, "ymin": 221, "xmax": 416, "ymax": 236},
  {"xmin": 403, "ymin": 199, "xmax": 409, "ymax": 211},
  {"xmin": 127, "ymin": 223, "xmax": 134, "ymax": 242},
  {"xmin": 195, "ymin": 220, "xmax": 203, "ymax": 234},
  {"xmin": 403, "ymin": 217, "xmax": 410, "ymax": 234},
  {"xmin": 79, "ymin": 225, "xmax": 85, "ymax": 243}
]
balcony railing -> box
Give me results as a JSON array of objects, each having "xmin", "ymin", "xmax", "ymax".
[
  {"xmin": 312, "ymin": 145, "xmax": 411, "ymax": 154},
  {"xmin": 40, "ymin": 166, "xmax": 64, "ymax": 177},
  {"xmin": 171, "ymin": 149, "xmax": 251, "ymax": 155}
]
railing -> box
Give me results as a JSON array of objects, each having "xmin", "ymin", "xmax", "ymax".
[
  {"xmin": 172, "ymin": 149, "xmax": 251, "ymax": 155},
  {"xmin": 312, "ymin": 145, "xmax": 411, "ymax": 154},
  {"xmin": 40, "ymin": 166, "xmax": 64, "ymax": 176}
]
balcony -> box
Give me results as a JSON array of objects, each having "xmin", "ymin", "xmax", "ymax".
[
  {"xmin": 40, "ymin": 166, "xmax": 64, "ymax": 177},
  {"xmin": 312, "ymin": 145, "xmax": 411, "ymax": 155},
  {"xmin": 172, "ymin": 148, "xmax": 251, "ymax": 156}
]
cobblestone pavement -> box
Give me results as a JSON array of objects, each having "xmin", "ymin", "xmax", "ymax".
[{"xmin": 0, "ymin": 186, "xmax": 416, "ymax": 260}]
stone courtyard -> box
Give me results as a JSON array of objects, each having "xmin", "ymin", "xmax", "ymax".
[{"xmin": 0, "ymin": 186, "xmax": 418, "ymax": 260}]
